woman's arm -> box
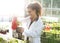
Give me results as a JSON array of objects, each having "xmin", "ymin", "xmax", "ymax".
[{"xmin": 22, "ymin": 22, "xmax": 44, "ymax": 37}]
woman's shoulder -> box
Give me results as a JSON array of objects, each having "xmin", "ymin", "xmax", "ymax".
[{"xmin": 37, "ymin": 17, "xmax": 43, "ymax": 23}]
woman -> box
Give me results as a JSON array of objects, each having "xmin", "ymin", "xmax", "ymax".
[{"xmin": 19, "ymin": 2, "xmax": 44, "ymax": 43}]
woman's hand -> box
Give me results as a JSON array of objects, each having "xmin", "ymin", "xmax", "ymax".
[
  {"xmin": 20, "ymin": 27, "xmax": 24, "ymax": 33},
  {"xmin": 16, "ymin": 27, "xmax": 24, "ymax": 33}
]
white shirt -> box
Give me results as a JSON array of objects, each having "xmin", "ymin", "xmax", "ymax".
[{"xmin": 22, "ymin": 17, "xmax": 44, "ymax": 43}]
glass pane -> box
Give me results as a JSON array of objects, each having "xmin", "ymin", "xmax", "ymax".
[
  {"xmin": 52, "ymin": 0, "xmax": 60, "ymax": 8},
  {"xmin": 42, "ymin": 0, "xmax": 51, "ymax": 8},
  {"xmin": 52, "ymin": 10, "xmax": 60, "ymax": 17},
  {"xmin": 43, "ymin": 9, "xmax": 51, "ymax": 16},
  {"xmin": 36, "ymin": 0, "xmax": 41, "ymax": 3}
]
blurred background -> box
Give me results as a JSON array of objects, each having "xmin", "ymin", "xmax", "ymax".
[
  {"xmin": 0, "ymin": 0, "xmax": 60, "ymax": 21},
  {"xmin": 0, "ymin": 0, "xmax": 60, "ymax": 43}
]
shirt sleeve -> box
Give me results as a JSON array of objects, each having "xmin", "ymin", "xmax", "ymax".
[{"xmin": 22, "ymin": 21, "xmax": 44, "ymax": 37}]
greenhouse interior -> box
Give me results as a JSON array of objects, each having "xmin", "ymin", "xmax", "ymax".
[{"xmin": 0, "ymin": 0, "xmax": 60, "ymax": 43}]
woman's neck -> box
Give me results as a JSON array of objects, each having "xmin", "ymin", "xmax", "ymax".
[{"xmin": 31, "ymin": 16, "xmax": 39, "ymax": 22}]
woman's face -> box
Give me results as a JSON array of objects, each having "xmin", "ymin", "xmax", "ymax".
[{"xmin": 27, "ymin": 8, "xmax": 37, "ymax": 20}]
